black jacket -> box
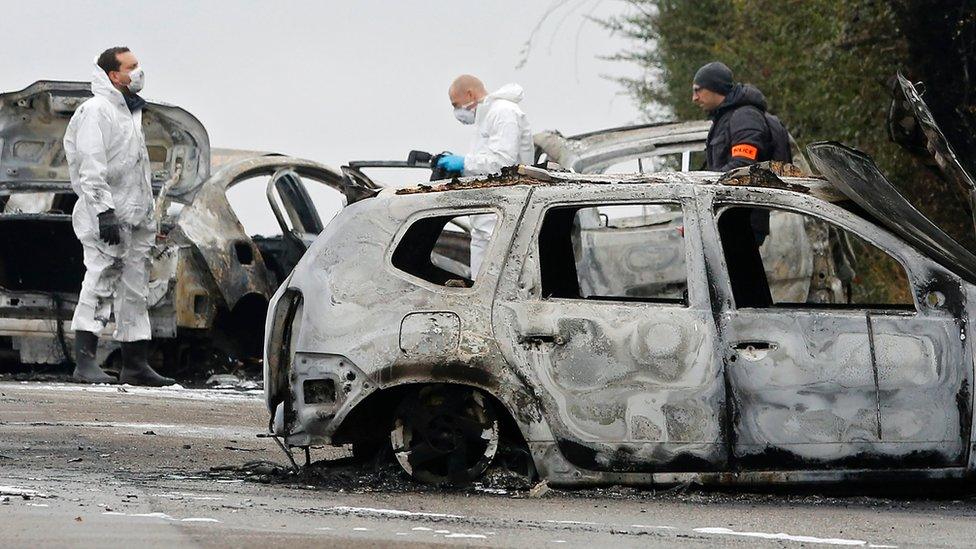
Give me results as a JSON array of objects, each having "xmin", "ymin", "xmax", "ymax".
[{"xmin": 704, "ymin": 84, "xmax": 772, "ymax": 171}]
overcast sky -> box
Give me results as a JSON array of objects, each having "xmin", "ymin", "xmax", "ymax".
[{"xmin": 1, "ymin": 0, "xmax": 647, "ymax": 232}]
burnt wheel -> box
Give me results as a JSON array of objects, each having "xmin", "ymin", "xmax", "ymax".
[{"xmin": 391, "ymin": 385, "xmax": 499, "ymax": 485}]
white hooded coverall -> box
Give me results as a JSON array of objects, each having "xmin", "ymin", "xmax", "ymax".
[
  {"xmin": 63, "ymin": 63, "xmax": 156, "ymax": 342},
  {"xmin": 462, "ymin": 83, "xmax": 533, "ymax": 277}
]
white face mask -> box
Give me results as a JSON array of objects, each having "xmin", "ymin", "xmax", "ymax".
[
  {"xmin": 126, "ymin": 67, "xmax": 145, "ymax": 94},
  {"xmin": 453, "ymin": 100, "xmax": 477, "ymax": 125}
]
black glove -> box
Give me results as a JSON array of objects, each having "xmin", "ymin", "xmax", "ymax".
[
  {"xmin": 97, "ymin": 209, "xmax": 122, "ymax": 245},
  {"xmin": 429, "ymin": 151, "xmax": 462, "ymax": 181}
]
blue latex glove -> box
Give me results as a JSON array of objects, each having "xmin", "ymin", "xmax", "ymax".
[{"xmin": 436, "ymin": 154, "xmax": 465, "ymax": 172}]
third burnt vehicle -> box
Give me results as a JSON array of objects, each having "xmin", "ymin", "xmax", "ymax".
[
  {"xmin": 0, "ymin": 80, "xmax": 378, "ymax": 373},
  {"xmin": 264, "ymin": 76, "xmax": 976, "ymax": 486}
]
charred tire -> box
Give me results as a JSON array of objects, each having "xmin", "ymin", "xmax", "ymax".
[{"xmin": 391, "ymin": 384, "xmax": 499, "ymax": 485}]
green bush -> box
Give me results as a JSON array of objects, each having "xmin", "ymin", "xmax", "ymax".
[{"xmin": 601, "ymin": 0, "xmax": 976, "ymax": 248}]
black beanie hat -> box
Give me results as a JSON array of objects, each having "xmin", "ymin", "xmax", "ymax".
[{"xmin": 694, "ymin": 61, "xmax": 734, "ymax": 95}]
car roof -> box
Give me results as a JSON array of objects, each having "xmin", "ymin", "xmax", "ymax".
[{"xmin": 393, "ymin": 163, "xmax": 846, "ymax": 204}]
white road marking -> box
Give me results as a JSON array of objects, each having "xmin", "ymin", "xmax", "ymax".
[
  {"xmin": 546, "ymin": 520, "xmax": 598, "ymax": 525},
  {"xmin": 445, "ymin": 533, "xmax": 487, "ymax": 539},
  {"xmin": 102, "ymin": 511, "xmax": 220, "ymax": 523},
  {"xmin": 329, "ymin": 505, "xmax": 464, "ymax": 519},
  {"xmin": 103, "ymin": 511, "xmax": 174, "ymax": 520},
  {"xmin": 631, "ymin": 524, "xmax": 676, "ymax": 530},
  {"xmin": 352, "ymin": 527, "xmax": 371, "ymax": 531},
  {"xmin": 152, "ymin": 492, "xmax": 224, "ymax": 501},
  {"xmin": 412, "ymin": 527, "xmax": 432, "ymax": 531},
  {"xmin": 0, "ymin": 485, "xmax": 51, "ymax": 498},
  {"xmin": 694, "ymin": 527, "xmax": 867, "ymax": 546}
]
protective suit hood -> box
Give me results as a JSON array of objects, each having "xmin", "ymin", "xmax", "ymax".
[
  {"xmin": 472, "ymin": 83, "xmax": 526, "ymax": 128},
  {"xmin": 90, "ymin": 61, "xmax": 129, "ymax": 111},
  {"xmin": 484, "ymin": 83, "xmax": 525, "ymax": 104},
  {"xmin": 464, "ymin": 82, "xmax": 533, "ymax": 176}
]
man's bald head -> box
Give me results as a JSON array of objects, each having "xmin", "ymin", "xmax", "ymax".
[{"xmin": 449, "ymin": 74, "xmax": 487, "ymax": 108}]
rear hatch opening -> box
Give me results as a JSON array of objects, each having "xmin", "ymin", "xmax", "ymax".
[{"xmin": 0, "ymin": 191, "xmax": 81, "ymax": 294}]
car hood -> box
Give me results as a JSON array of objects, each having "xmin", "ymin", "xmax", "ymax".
[
  {"xmin": 893, "ymin": 73, "xmax": 976, "ymax": 217},
  {"xmin": 807, "ymin": 141, "xmax": 976, "ymax": 284},
  {"xmin": 806, "ymin": 75, "xmax": 976, "ymax": 284},
  {"xmin": 0, "ymin": 80, "xmax": 210, "ymax": 201}
]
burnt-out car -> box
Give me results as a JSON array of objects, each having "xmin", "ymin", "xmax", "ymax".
[
  {"xmin": 264, "ymin": 77, "xmax": 976, "ymax": 487},
  {"xmin": 0, "ymin": 81, "xmax": 377, "ymax": 372}
]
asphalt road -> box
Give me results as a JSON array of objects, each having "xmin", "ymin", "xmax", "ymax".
[{"xmin": 3, "ymin": 379, "xmax": 976, "ymax": 548}]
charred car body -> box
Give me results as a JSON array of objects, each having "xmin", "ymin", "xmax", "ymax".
[
  {"xmin": 0, "ymin": 81, "xmax": 376, "ymax": 372},
  {"xmin": 264, "ymin": 76, "xmax": 976, "ymax": 487}
]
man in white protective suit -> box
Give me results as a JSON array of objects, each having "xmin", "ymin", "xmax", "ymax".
[
  {"xmin": 62, "ymin": 47, "xmax": 174, "ymax": 386},
  {"xmin": 435, "ymin": 75, "xmax": 533, "ymax": 279}
]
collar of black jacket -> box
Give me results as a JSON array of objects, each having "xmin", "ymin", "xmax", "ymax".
[
  {"xmin": 123, "ymin": 92, "xmax": 147, "ymax": 113},
  {"xmin": 708, "ymin": 83, "xmax": 768, "ymax": 120}
]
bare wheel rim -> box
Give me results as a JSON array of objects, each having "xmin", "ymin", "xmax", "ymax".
[{"xmin": 391, "ymin": 385, "xmax": 499, "ymax": 485}]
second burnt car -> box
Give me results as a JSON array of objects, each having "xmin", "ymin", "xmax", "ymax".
[
  {"xmin": 264, "ymin": 76, "xmax": 976, "ymax": 487},
  {"xmin": 0, "ymin": 80, "xmax": 377, "ymax": 373}
]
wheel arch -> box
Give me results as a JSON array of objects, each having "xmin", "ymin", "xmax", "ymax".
[{"xmin": 332, "ymin": 380, "xmax": 532, "ymax": 460}]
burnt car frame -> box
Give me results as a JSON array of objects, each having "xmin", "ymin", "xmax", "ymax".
[
  {"xmin": 264, "ymin": 163, "xmax": 975, "ymax": 487},
  {"xmin": 264, "ymin": 76, "xmax": 976, "ymax": 487},
  {"xmin": 0, "ymin": 81, "xmax": 376, "ymax": 372}
]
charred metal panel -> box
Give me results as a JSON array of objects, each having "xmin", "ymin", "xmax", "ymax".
[
  {"xmin": 704, "ymin": 184, "xmax": 974, "ymax": 470},
  {"xmin": 502, "ymin": 300, "xmax": 725, "ymax": 471},
  {"xmin": 277, "ymin": 184, "xmax": 550, "ymax": 447},
  {"xmin": 290, "ymin": 352, "xmax": 369, "ymax": 440},
  {"xmin": 264, "ymin": 286, "xmax": 302, "ymax": 415},
  {"xmin": 179, "ymin": 156, "xmax": 348, "ymax": 311},
  {"xmin": 533, "ymin": 121, "xmax": 710, "ymax": 174},
  {"xmin": 721, "ymin": 310, "xmax": 882, "ymax": 465},
  {"xmin": 491, "ymin": 184, "xmax": 726, "ymax": 472},
  {"xmin": 574, "ymin": 208, "xmax": 687, "ymax": 300},
  {"xmin": 399, "ymin": 312, "xmax": 460, "ymax": 356},
  {"xmin": 268, "ymin": 167, "xmax": 976, "ymax": 485},
  {"xmin": 175, "ymin": 181, "xmax": 274, "ymax": 310},
  {"xmin": 0, "ymin": 81, "xmax": 210, "ymax": 200},
  {"xmin": 173, "ymin": 247, "xmax": 216, "ymax": 329},
  {"xmin": 894, "ymin": 74, "xmax": 976, "ymax": 238},
  {"xmin": 872, "ymin": 313, "xmax": 966, "ymax": 463},
  {"xmin": 966, "ymin": 284, "xmax": 976, "ymax": 471}
]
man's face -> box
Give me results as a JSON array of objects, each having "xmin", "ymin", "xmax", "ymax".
[
  {"xmin": 108, "ymin": 51, "xmax": 139, "ymax": 90},
  {"xmin": 692, "ymin": 84, "xmax": 725, "ymax": 112}
]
